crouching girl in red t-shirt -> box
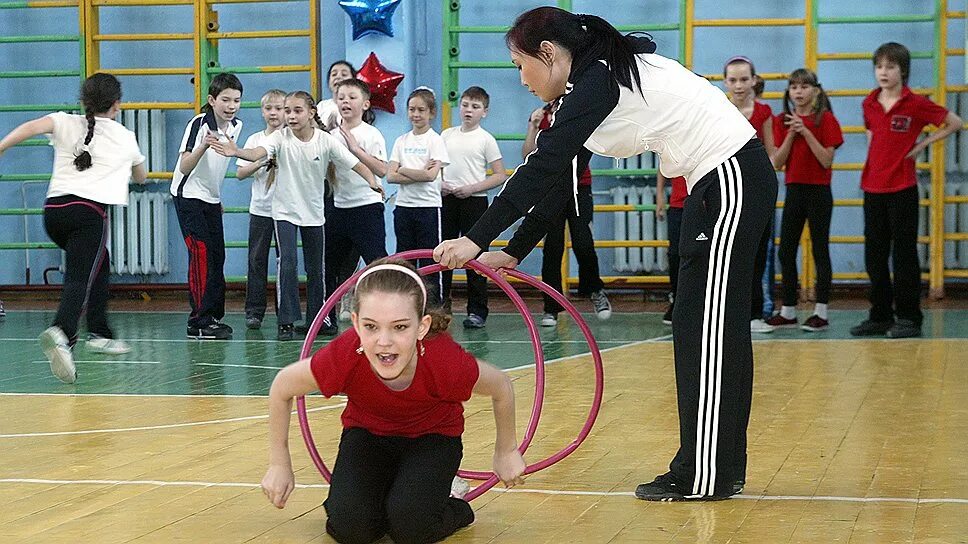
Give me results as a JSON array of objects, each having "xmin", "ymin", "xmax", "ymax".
[{"xmin": 261, "ymin": 258, "xmax": 526, "ymax": 543}]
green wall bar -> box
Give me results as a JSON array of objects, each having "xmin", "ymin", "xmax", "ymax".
[
  {"xmin": 0, "ymin": 243, "xmax": 58, "ymax": 250},
  {"xmin": 0, "ymin": 104, "xmax": 81, "ymax": 112},
  {"xmin": 449, "ymin": 61, "xmax": 514, "ymax": 68},
  {"xmin": 0, "ymin": 70, "xmax": 82, "ymax": 78},
  {"xmin": 0, "ymin": 209, "xmax": 43, "ymax": 215},
  {"xmin": 0, "ymin": 35, "xmax": 79, "ymax": 43}
]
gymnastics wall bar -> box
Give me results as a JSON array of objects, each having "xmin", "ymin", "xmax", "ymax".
[{"xmin": 0, "ymin": 0, "xmax": 85, "ymax": 280}]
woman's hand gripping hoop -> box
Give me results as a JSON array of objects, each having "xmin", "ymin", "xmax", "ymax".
[{"xmin": 295, "ymin": 250, "xmax": 604, "ymax": 501}]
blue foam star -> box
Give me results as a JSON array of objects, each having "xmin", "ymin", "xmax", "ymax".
[{"xmin": 338, "ymin": 0, "xmax": 402, "ymax": 40}]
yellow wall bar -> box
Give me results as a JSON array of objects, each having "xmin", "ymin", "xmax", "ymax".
[
  {"xmin": 92, "ymin": 0, "xmax": 190, "ymax": 4},
  {"xmin": 817, "ymin": 52, "xmax": 877, "ymax": 60},
  {"xmin": 94, "ymin": 33, "xmax": 192, "ymax": 41},
  {"xmin": 83, "ymin": 0, "xmax": 99, "ymax": 74},
  {"xmin": 705, "ymin": 72, "xmax": 788, "ymax": 81},
  {"xmin": 693, "ymin": 18, "xmax": 804, "ymax": 27},
  {"xmin": 207, "ymin": 29, "xmax": 310, "ymax": 39},
  {"xmin": 309, "ymin": 0, "xmax": 319, "ymax": 98},
  {"xmin": 28, "ymin": 0, "xmax": 77, "ymax": 6},
  {"xmin": 931, "ymin": 0, "xmax": 949, "ymax": 297},
  {"xmin": 193, "ymin": 0, "xmax": 204, "ymax": 110},
  {"xmin": 684, "ymin": 0, "xmax": 694, "ymax": 68},
  {"xmin": 101, "ymin": 67, "xmax": 193, "ymax": 75},
  {"xmin": 121, "ymin": 102, "xmax": 194, "ymax": 109}
]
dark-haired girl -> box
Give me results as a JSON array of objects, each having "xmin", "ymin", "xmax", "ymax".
[
  {"xmin": 434, "ymin": 7, "xmax": 778, "ymax": 501},
  {"xmin": 213, "ymin": 91, "xmax": 378, "ymax": 342},
  {"xmin": 0, "ymin": 73, "xmax": 147, "ymax": 383},
  {"xmin": 170, "ymin": 72, "xmax": 244, "ymax": 340},
  {"xmin": 766, "ymin": 68, "xmax": 843, "ymax": 332},
  {"xmin": 260, "ymin": 259, "xmax": 525, "ymax": 543}
]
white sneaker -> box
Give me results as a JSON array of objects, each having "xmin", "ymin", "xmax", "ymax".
[
  {"xmin": 87, "ymin": 335, "xmax": 132, "ymax": 355},
  {"xmin": 540, "ymin": 313, "xmax": 558, "ymax": 327},
  {"xmin": 39, "ymin": 326, "xmax": 76, "ymax": 384},
  {"xmin": 338, "ymin": 292, "xmax": 353, "ymax": 322},
  {"xmin": 750, "ymin": 319, "xmax": 775, "ymax": 334},
  {"xmin": 450, "ymin": 476, "xmax": 470, "ymax": 499}
]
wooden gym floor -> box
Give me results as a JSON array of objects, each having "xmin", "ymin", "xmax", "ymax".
[{"xmin": 1, "ymin": 305, "xmax": 967, "ymax": 543}]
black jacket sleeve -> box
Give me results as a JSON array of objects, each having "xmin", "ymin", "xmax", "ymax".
[
  {"xmin": 464, "ymin": 61, "xmax": 620, "ymax": 254},
  {"xmin": 503, "ymin": 148, "xmax": 594, "ymax": 260}
]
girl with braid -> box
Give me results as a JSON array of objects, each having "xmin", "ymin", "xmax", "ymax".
[
  {"xmin": 213, "ymin": 91, "xmax": 379, "ymax": 342},
  {"xmin": 0, "ymin": 73, "xmax": 147, "ymax": 383}
]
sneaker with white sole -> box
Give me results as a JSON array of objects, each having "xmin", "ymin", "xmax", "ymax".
[
  {"xmin": 39, "ymin": 326, "xmax": 76, "ymax": 384},
  {"xmin": 750, "ymin": 319, "xmax": 775, "ymax": 334},
  {"xmin": 338, "ymin": 292, "xmax": 353, "ymax": 322},
  {"xmin": 0, "ymin": 299, "xmax": 6, "ymax": 319},
  {"xmin": 540, "ymin": 312, "xmax": 558, "ymax": 327},
  {"xmin": 590, "ymin": 290, "xmax": 612, "ymax": 320},
  {"xmin": 86, "ymin": 335, "xmax": 132, "ymax": 355}
]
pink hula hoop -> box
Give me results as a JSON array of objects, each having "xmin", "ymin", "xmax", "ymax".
[{"xmin": 296, "ymin": 250, "xmax": 604, "ymax": 502}]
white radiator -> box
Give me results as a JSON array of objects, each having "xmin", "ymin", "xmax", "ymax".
[
  {"xmin": 108, "ymin": 191, "xmax": 170, "ymax": 275},
  {"xmin": 610, "ymin": 186, "xmax": 667, "ymax": 274}
]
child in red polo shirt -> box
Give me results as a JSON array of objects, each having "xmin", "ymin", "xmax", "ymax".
[
  {"xmin": 656, "ymin": 172, "xmax": 688, "ymax": 326},
  {"xmin": 260, "ymin": 259, "xmax": 526, "ymax": 543},
  {"xmin": 766, "ymin": 69, "xmax": 843, "ymax": 332},
  {"xmin": 850, "ymin": 42, "xmax": 962, "ymax": 339}
]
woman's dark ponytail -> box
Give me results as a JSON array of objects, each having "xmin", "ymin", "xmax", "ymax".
[{"xmin": 73, "ymin": 73, "xmax": 122, "ymax": 171}]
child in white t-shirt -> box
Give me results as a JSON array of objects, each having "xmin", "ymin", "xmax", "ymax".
[
  {"xmin": 325, "ymin": 78, "xmax": 389, "ymax": 325},
  {"xmin": 213, "ymin": 91, "xmax": 377, "ymax": 342},
  {"xmin": 236, "ymin": 89, "xmax": 286, "ymax": 331},
  {"xmin": 387, "ymin": 87, "xmax": 451, "ymax": 304},
  {"xmin": 170, "ymin": 72, "xmax": 244, "ymax": 340},
  {"xmin": 440, "ymin": 86, "xmax": 506, "ymax": 326},
  {"xmin": 0, "ymin": 73, "xmax": 147, "ymax": 383}
]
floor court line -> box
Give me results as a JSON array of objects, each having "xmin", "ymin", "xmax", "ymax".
[
  {"xmin": 0, "ymin": 478, "xmax": 965, "ymax": 505},
  {"xmin": 29, "ymin": 360, "xmax": 161, "ymax": 365},
  {"xmin": 0, "ymin": 403, "xmax": 346, "ymax": 439}
]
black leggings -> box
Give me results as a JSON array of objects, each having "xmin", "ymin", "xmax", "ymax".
[
  {"xmin": 325, "ymin": 427, "xmax": 474, "ymax": 544},
  {"xmin": 43, "ymin": 195, "xmax": 113, "ymax": 341},
  {"xmin": 778, "ymin": 184, "xmax": 833, "ymax": 306}
]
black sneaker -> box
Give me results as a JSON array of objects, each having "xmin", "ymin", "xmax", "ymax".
[
  {"xmin": 294, "ymin": 323, "xmax": 309, "ymax": 335},
  {"xmin": 187, "ymin": 323, "xmax": 232, "ymax": 340},
  {"xmin": 886, "ymin": 318, "xmax": 921, "ymax": 339},
  {"xmin": 462, "ymin": 314, "xmax": 486, "ymax": 329},
  {"xmin": 245, "ymin": 316, "xmax": 262, "ymax": 330},
  {"xmin": 320, "ymin": 319, "xmax": 339, "ymax": 337},
  {"xmin": 662, "ymin": 304, "xmax": 673, "ymax": 326},
  {"xmin": 277, "ymin": 324, "xmax": 294, "ymax": 341},
  {"xmin": 849, "ymin": 319, "xmax": 894, "ymax": 337},
  {"xmin": 733, "ymin": 479, "xmax": 745, "ymax": 495},
  {"xmin": 634, "ymin": 472, "xmax": 730, "ymax": 502}
]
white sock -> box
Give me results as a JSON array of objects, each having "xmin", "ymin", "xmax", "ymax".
[
  {"xmin": 780, "ymin": 305, "xmax": 797, "ymax": 320},
  {"xmin": 814, "ymin": 303, "xmax": 828, "ymax": 320}
]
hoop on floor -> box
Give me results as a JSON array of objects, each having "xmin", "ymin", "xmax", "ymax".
[{"xmin": 296, "ymin": 249, "xmax": 604, "ymax": 501}]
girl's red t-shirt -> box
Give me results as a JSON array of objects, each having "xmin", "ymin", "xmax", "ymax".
[{"xmin": 773, "ymin": 110, "xmax": 844, "ymax": 185}]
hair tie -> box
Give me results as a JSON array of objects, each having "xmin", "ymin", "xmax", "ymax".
[
  {"xmin": 355, "ymin": 264, "xmax": 427, "ymax": 314},
  {"xmin": 578, "ymin": 13, "xmax": 588, "ymax": 29},
  {"xmin": 414, "ymin": 85, "xmax": 436, "ymax": 97}
]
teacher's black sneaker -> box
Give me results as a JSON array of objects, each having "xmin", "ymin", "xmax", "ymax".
[
  {"xmin": 187, "ymin": 322, "xmax": 232, "ymax": 340},
  {"xmin": 634, "ymin": 472, "xmax": 730, "ymax": 502},
  {"xmin": 662, "ymin": 304, "xmax": 673, "ymax": 326},
  {"xmin": 245, "ymin": 316, "xmax": 262, "ymax": 330},
  {"xmin": 886, "ymin": 319, "xmax": 921, "ymax": 339},
  {"xmin": 849, "ymin": 319, "xmax": 893, "ymax": 337},
  {"xmin": 277, "ymin": 324, "xmax": 295, "ymax": 341},
  {"xmin": 462, "ymin": 314, "xmax": 486, "ymax": 329}
]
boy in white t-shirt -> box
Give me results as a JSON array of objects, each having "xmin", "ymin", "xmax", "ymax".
[
  {"xmin": 440, "ymin": 86, "xmax": 506, "ymax": 327},
  {"xmin": 325, "ymin": 78, "xmax": 389, "ymax": 325},
  {"xmin": 387, "ymin": 87, "xmax": 451, "ymax": 305},
  {"xmin": 170, "ymin": 73, "xmax": 244, "ymax": 340},
  {"xmin": 236, "ymin": 89, "xmax": 286, "ymax": 331}
]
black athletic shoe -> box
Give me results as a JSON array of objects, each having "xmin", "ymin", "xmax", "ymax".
[
  {"xmin": 886, "ymin": 319, "xmax": 921, "ymax": 339},
  {"xmin": 634, "ymin": 472, "xmax": 730, "ymax": 502},
  {"xmin": 294, "ymin": 323, "xmax": 310, "ymax": 335},
  {"xmin": 733, "ymin": 479, "xmax": 745, "ymax": 495},
  {"xmin": 277, "ymin": 324, "xmax": 295, "ymax": 341},
  {"xmin": 187, "ymin": 322, "xmax": 232, "ymax": 340},
  {"xmin": 662, "ymin": 304, "xmax": 673, "ymax": 326},
  {"xmin": 849, "ymin": 319, "xmax": 894, "ymax": 337},
  {"xmin": 245, "ymin": 316, "xmax": 262, "ymax": 330},
  {"xmin": 320, "ymin": 319, "xmax": 339, "ymax": 337}
]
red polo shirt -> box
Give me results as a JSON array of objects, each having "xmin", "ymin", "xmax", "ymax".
[
  {"xmin": 310, "ymin": 329, "xmax": 480, "ymax": 438},
  {"xmin": 669, "ymin": 176, "xmax": 688, "ymax": 208},
  {"xmin": 861, "ymin": 87, "xmax": 948, "ymax": 193},
  {"xmin": 773, "ymin": 110, "xmax": 843, "ymax": 185},
  {"xmin": 748, "ymin": 101, "xmax": 773, "ymax": 142}
]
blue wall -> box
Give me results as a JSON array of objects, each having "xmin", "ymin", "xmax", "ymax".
[{"xmin": 0, "ymin": 0, "xmax": 963, "ymax": 286}]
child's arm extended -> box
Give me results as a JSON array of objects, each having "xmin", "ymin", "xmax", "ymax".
[
  {"xmin": 210, "ymin": 137, "xmax": 268, "ymax": 163},
  {"xmin": 0, "ymin": 116, "xmax": 54, "ymax": 156},
  {"xmin": 473, "ymin": 360, "xmax": 526, "ymax": 487},
  {"xmin": 261, "ymin": 358, "xmax": 319, "ymax": 508},
  {"xmin": 451, "ymin": 158, "xmax": 509, "ymax": 198},
  {"xmin": 907, "ymin": 111, "xmax": 964, "ymax": 159}
]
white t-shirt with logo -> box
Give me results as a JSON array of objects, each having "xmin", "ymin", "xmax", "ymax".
[
  {"xmin": 389, "ymin": 129, "xmax": 450, "ymax": 208},
  {"xmin": 332, "ymin": 122, "xmax": 387, "ymax": 209},
  {"xmin": 170, "ymin": 112, "xmax": 244, "ymax": 204},
  {"xmin": 441, "ymin": 125, "xmax": 502, "ymax": 198},
  {"xmin": 258, "ymin": 127, "xmax": 360, "ymax": 227},
  {"xmin": 45, "ymin": 112, "xmax": 145, "ymax": 206},
  {"xmin": 236, "ymin": 129, "xmax": 276, "ymax": 217}
]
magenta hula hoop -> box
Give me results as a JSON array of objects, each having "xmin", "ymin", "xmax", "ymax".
[{"xmin": 295, "ymin": 250, "xmax": 604, "ymax": 501}]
